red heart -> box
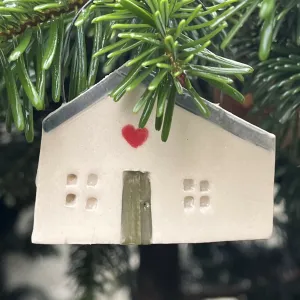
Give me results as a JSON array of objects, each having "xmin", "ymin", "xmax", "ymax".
[{"xmin": 122, "ymin": 124, "xmax": 149, "ymax": 148}]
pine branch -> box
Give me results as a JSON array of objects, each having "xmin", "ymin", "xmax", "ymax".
[
  {"xmin": 69, "ymin": 245, "xmax": 130, "ymax": 300},
  {"xmin": 220, "ymin": 0, "xmax": 298, "ymax": 61},
  {"xmin": 0, "ymin": 0, "xmax": 255, "ymax": 142},
  {"xmin": 230, "ymin": 4, "xmax": 300, "ymax": 158},
  {"xmin": 0, "ymin": 0, "xmax": 88, "ymax": 39}
]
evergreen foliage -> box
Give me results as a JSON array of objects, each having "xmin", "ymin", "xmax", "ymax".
[
  {"xmin": 231, "ymin": 1, "xmax": 300, "ymax": 157},
  {"xmin": 2, "ymin": 1, "xmax": 300, "ymax": 300},
  {"xmin": 0, "ymin": 0, "xmax": 258, "ymax": 141}
]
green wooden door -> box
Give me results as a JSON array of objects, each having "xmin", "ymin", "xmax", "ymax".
[{"xmin": 121, "ymin": 171, "xmax": 152, "ymax": 245}]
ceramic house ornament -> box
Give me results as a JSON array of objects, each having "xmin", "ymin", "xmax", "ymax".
[{"xmin": 32, "ymin": 65, "xmax": 276, "ymax": 245}]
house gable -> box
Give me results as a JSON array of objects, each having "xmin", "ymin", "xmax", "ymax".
[{"xmin": 43, "ymin": 65, "xmax": 275, "ymax": 152}]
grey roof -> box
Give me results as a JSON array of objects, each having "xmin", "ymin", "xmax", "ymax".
[{"xmin": 43, "ymin": 64, "xmax": 275, "ymax": 151}]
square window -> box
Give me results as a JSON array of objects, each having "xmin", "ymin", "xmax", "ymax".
[
  {"xmin": 184, "ymin": 196, "xmax": 194, "ymax": 209},
  {"xmin": 200, "ymin": 196, "xmax": 210, "ymax": 207},
  {"xmin": 200, "ymin": 180, "xmax": 209, "ymax": 192},
  {"xmin": 86, "ymin": 197, "xmax": 98, "ymax": 210},
  {"xmin": 65, "ymin": 194, "xmax": 76, "ymax": 207},
  {"xmin": 67, "ymin": 174, "xmax": 77, "ymax": 185},
  {"xmin": 87, "ymin": 174, "xmax": 98, "ymax": 186},
  {"xmin": 183, "ymin": 179, "xmax": 194, "ymax": 191}
]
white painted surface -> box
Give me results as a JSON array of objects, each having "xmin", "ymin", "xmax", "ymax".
[{"xmin": 32, "ymin": 85, "xmax": 275, "ymax": 244}]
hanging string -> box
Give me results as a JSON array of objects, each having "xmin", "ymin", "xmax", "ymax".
[{"xmin": 61, "ymin": 0, "xmax": 94, "ymax": 104}]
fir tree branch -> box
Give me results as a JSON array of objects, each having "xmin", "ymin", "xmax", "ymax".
[
  {"xmin": 0, "ymin": 0, "xmax": 88, "ymax": 39},
  {"xmin": 0, "ymin": 0, "xmax": 254, "ymax": 142}
]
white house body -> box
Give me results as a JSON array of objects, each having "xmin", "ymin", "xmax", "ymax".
[{"xmin": 32, "ymin": 67, "xmax": 276, "ymax": 245}]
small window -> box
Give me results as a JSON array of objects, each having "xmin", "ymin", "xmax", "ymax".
[
  {"xmin": 183, "ymin": 179, "xmax": 194, "ymax": 191},
  {"xmin": 200, "ymin": 196, "xmax": 210, "ymax": 208},
  {"xmin": 86, "ymin": 197, "xmax": 98, "ymax": 211},
  {"xmin": 200, "ymin": 180, "xmax": 209, "ymax": 192},
  {"xmin": 65, "ymin": 193, "xmax": 76, "ymax": 207},
  {"xmin": 67, "ymin": 174, "xmax": 77, "ymax": 185},
  {"xmin": 184, "ymin": 196, "xmax": 194, "ymax": 210},
  {"xmin": 87, "ymin": 174, "xmax": 98, "ymax": 186}
]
